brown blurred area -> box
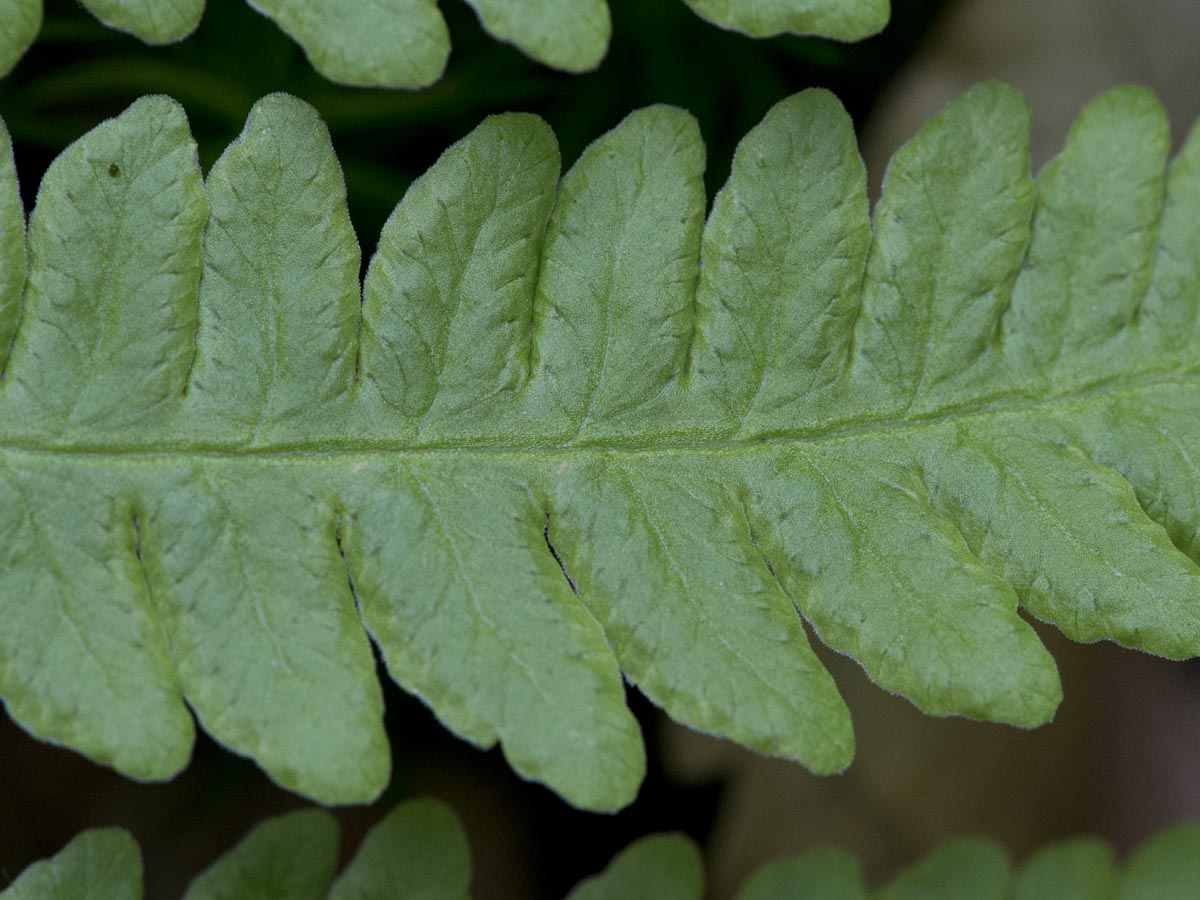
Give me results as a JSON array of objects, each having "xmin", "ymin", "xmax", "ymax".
[
  {"xmin": 665, "ymin": 631, "xmax": 1200, "ymax": 898},
  {"xmin": 863, "ymin": 0, "xmax": 1200, "ymax": 182}
]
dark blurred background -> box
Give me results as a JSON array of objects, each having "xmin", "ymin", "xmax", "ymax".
[{"xmin": 1, "ymin": 1, "xmax": 1199, "ymax": 897}]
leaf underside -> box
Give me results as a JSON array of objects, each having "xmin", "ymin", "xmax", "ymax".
[
  {"xmin": 4, "ymin": 801, "xmax": 1199, "ymax": 900},
  {"xmin": 0, "ymin": 0, "xmax": 889, "ymax": 87},
  {"xmin": 2, "ymin": 81, "xmax": 1200, "ymax": 811},
  {"xmin": 0, "ymin": 0, "xmax": 41, "ymax": 78}
]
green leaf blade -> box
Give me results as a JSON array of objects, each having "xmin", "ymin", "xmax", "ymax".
[
  {"xmin": 874, "ymin": 839, "xmax": 1009, "ymax": 900},
  {"xmin": 360, "ymin": 112, "xmax": 560, "ymax": 436},
  {"xmin": 565, "ymin": 834, "xmax": 704, "ymax": 900},
  {"xmin": 853, "ymin": 81, "xmax": 1033, "ymax": 417},
  {"xmin": 766, "ymin": 439, "xmax": 1062, "ymax": 728},
  {"xmin": 10, "ymin": 814, "xmax": 1200, "ymax": 900},
  {"xmin": 329, "ymin": 799, "xmax": 472, "ymax": 900},
  {"xmin": 0, "ymin": 460, "xmax": 195, "ymax": 781},
  {"xmin": 5, "ymin": 83, "xmax": 1200, "ymax": 811},
  {"xmin": 341, "ymin": 459, "xmax": 645, "ymax": 812},
  {"xmin": 1006, "ymin": 87, "xmax": 1170, "ymax": 390},
  {"xmin": 245, "ymin": 0, "xmax": 450, "ymax": 89},
  {"xmin": 1139, "ymin": 118, "xmax": 1200, "ymax": 362},
  {"xmin": 3, "ymin": 0, "xmax": 894, "ymax": 86},
  {"xmin": 190, "ymin": 93, "xmax": 362, "ymax": 444},
  {"xmin": 182, "ymin": 809, "xmax": 339, "ymax": 900},
  {"xmin": 142, "ymin": 464, "xmax": 390, "ymax": 804},
  {"xmin": 464, "ymin": 0, "xmax": 610, "ymax": 73},
  {"xmin": 735, "ymin": 848, "xmax": 867, "ymax": 900},
  {"xmin": 1118, "ymin": 824, "xmax": 1200, "ymax": 900},
  {"xmin": 533, "ymin": 105, "xmax": 706, "ymax": 442},
  {"xmin": 3, "ymin": 96, "xmax": 208, "ymax": 439},
  {"xmin": 78, "ymin": 0, "xmax": 204, "ymax": 43},
  {"xmin": 927, "ymin": 421, "xmax": 1200, "ymax": 661},
  {"xmin": 692, "ymin": 88, "xmax": 870, "ymax": 435},
  {"xmin": 681, "ymin": 0, "xmax": 889, "ymax": 41},
  {"xmin": 0, "ymin": 829, "xmax": 142, "ymax": 900},
  {"xmin": 0, "ymin": 0, "xmax": 40, "ymax": 78},
  {"xmin": 556, "ymin": 455, "xmax": 854, "ymax": 773}
]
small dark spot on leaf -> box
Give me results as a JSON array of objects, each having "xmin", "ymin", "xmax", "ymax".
[{"xmin": 108, "ymin": 164, "xmax": 120, "ymax": 178}]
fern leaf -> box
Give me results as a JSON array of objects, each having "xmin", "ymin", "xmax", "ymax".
[
  {"xmin": 0, "ymin": 0, "xmax": 890, "ymax": 86},
  {"xmin": 244, "ymin": 0, "xmax": 452, "ymax": 88},
  {"xmin": 6, "ymin": 807, "xmax": 1200, "ymax": 899},
  {"xmin": 3, "ymin": 83, "xmax": 1200, "ymax": 812}
]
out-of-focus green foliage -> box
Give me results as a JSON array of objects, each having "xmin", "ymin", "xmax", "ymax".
[
  {"xmin": 5, "ymin": 805, "xmax": 1200, "ymax": 899},
  {"xmin": 1, "ymin": 0, "xmax": 893, "ymax": 87},
  {"xmin": 0, "ymin": 0, "xmax": 950, "ymax": 244}
]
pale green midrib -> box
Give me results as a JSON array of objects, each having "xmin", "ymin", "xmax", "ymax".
[{"xmin": 0, "ymin": 368, "xmax": 1192, "ymax": 461}]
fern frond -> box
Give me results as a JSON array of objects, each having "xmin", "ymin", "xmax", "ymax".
[
  {"xmin": 2, "ymin": 83, "xmax": 1200, "ymax": 811},
  {"xmin": 4, "ymin": 801, "xmax": 1199, "ymax": 899},
  {"xmin": 0, "ymin": 0, "xmax": 890, "ymax": 87}
]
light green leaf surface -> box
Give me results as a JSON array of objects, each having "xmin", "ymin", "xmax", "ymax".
[
  {"xmin": 565, "ymin": 834, "xmax": 704, "ymax": 900},
  {"xmin": 0, "ymin": 829, "xmax": 142, "ymax": 900},
  {"xmin": 0, "ymin": 0, "xmax": 39, "ymax": 78},
  {"xmin": 245, "ymin": 0, "xmax": 449, "ymax": 89},
  {"xmin": 78, "ymin": 0, "xmax": 203, "ymax": 43},
  {"xmin": 0, "ymin": 96, "xmax": 201, "ymax": 784},
  {"xmin": 4, "ymin": 82, "xmax": 1200, "ymax": 811},
  {"xmin": 183, "ymin": 810, "xmax": 338, "ymax": 900},
  {"xmin": 2, "ymin": 0, "xmax": 891, "ymax": 86},
  {"xmin": 174, "ymin": 94, "xmax": 391, "ymax": 804},
  {"xmin": 0, "ymin": 800, "xmax": 468, "ymax": 900}
]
